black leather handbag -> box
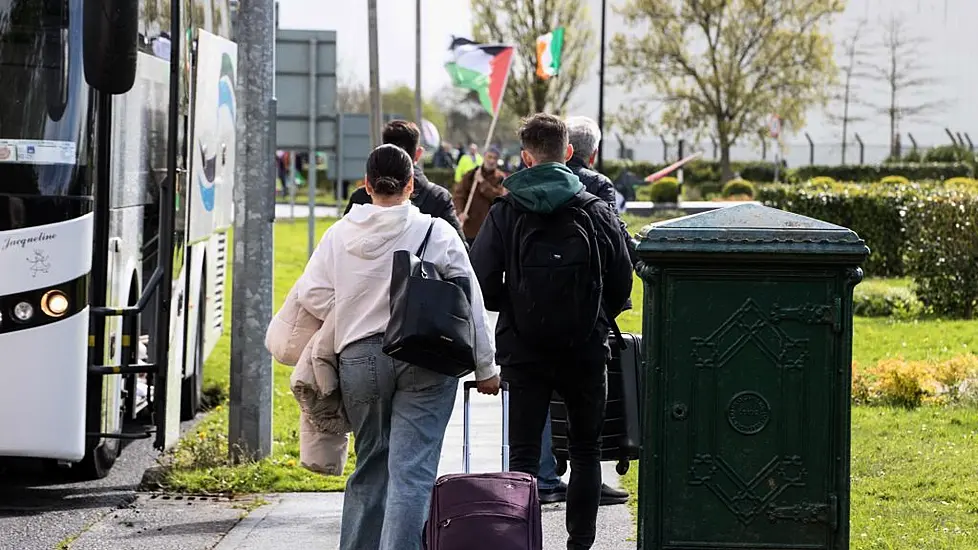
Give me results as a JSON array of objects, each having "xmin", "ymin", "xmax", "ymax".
[{"xmin": 382, "ymin": 221, "xmax": 476, "ymax": 378}]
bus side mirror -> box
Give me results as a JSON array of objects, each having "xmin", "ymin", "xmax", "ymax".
[{"xmin": 83, "ymin": 0, "xmax": 138, "ymax": 95}]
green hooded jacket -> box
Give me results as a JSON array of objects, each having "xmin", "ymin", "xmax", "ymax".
[{"xmin": 502, "ymin": 162, "xmax": 584, "ymax": 214}]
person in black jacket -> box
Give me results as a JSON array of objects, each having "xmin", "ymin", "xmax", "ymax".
[
  {"xmin": 469, "ymin": 114, "xmax": 633, "ymax": 550},
  {"xmin": 565, "ymin": 116, "xmax": 636, "ymax": 265},
  {"xmin": 343, "ymin": 121, "xmax": 465, "ymax": 244}
]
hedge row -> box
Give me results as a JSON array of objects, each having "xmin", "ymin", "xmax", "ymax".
[
  {"xmin": 759, "ymin": 180, "xmax": 978, "ymax": 318},
  {"xmin": 422, "ymin": 160, "xmax": 974, "ymax": 188},
  {"xmin": 793, "ymin": 162, "xmax": 974, "ymax": 183}
]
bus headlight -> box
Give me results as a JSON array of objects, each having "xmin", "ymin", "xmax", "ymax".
[
  {"xmin": 41, "ymin": 290, "xmax": 69, "ymax": 318},
  {"xmin": 13, "ymin": 301, "xmax": 34, "ymax": 322}
]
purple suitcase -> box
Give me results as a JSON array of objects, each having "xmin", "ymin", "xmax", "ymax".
[{"xmin": 423, "ymin": 381, "xmax": 543, "ymax": 550}]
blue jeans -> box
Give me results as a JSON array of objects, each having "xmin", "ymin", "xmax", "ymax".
[
  {"xmin": 338, "ymin": 336, "xmax": 458, "ymax": 550},
  {"xmin": 538, "ymin": 412, "xmax": 561, "ymax": 490}
]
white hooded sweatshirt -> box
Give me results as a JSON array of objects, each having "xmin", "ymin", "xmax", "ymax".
[{"xmin": 295, "ymin": 202, "xmax": 498, "ymax": 381}]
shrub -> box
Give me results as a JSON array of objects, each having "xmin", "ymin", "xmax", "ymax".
[
  {"xmin": 600, "ymin": 159, "xmax": 779, "ymax": 185},
  {"xmin": 923, "ymin": 144, "xmax": 974, "ymax": 164},
  {"xmin": 902, "ymin": 149, "xmax": 923, "ymax": 163},
  {"xmin": 853, "ymin": 355, "xmax": 978, "ymax": 408},
  {"xmin": 945, "ymin": 177, "xmax": 978, "ymax": 188},
  {"xmin": 637, "ymin": 178, "xmax": 680, "ymax": 203},
  {"xmin": 880, "ymin": 175, "xmax": 910, "ymax": 185},
  {"xmin": 903, "ymin": 187, "xmax": 978, "ymax": 319},
  {"xmin": 721, "ymin": 178, "xmax": 755, "ymax": 198},
  {"xmin": 794, "ymin": 162, "xmax": 973, "ymax": 183},
  {"xmin": 853, "ymin": 282, "xmax": 923, "ymax": 319},
  {"xmin": 808, "ymin": 176, "xmax": 837, "ymax": 186},
  {"xmin": 424, "ymin": 167, "xmax": 456, "ymax": 190}
]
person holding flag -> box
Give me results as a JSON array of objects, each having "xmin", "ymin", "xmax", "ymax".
[{"xmin": 444, "ymin": 36, "xmax": 513, "ymax": 194}]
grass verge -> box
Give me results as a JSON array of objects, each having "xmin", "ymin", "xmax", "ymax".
[
  {"xmin": 621, "ymin": 406, "xmax": 978, "ymax": 548},
  {"xmin": 161, "ymin": 219, "xmax": 354, "ymax": 494}
]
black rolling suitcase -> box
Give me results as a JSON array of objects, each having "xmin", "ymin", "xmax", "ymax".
[{"xmin": 550, "ymin": 330, "xmax": 644, "ymax": 475}]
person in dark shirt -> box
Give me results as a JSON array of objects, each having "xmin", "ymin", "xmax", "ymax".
[{"xmin": 344, "ymin": 121, "xmax": 465, "ymax": 245}]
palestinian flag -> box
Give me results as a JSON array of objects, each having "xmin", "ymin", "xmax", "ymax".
[
  {"xmin": 445, "ymin": 37, "xmax": 514, "ymax": 116},
  {"xmin": 536, "ymin": 27, "xmax": 564, "ymax": 80}
]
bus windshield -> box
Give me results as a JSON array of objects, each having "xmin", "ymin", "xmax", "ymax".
[{"xmin": 0, "ymin": 0, "xmax": 89, "ymax": 197}]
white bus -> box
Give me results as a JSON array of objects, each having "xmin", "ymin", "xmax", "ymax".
[{"xmin": 0, "ymin": 0, "xmax": 237, "ymax": 479}]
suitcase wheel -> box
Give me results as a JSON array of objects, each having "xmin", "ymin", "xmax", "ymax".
[
  {"xmin": 555, "ymin": 457, "xmax": 567, "ymax": 476},
  {"xmin": 616, "ymin": 460, "xmax": 629, "ymax": 475}
]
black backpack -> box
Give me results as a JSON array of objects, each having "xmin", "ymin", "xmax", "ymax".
[{"xmin": 504, "ymin": 193, "xmax": 604, "ymax": 350}]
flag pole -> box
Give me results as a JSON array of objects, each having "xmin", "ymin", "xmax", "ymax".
[{"xmin": 463, "ymin": 54, "xmax": 513, "ymax": 219}]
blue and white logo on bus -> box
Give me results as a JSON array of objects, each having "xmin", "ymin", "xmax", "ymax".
[{"xmin": 196, "ymin": 53, "xmax": 236, "ymax": 213}]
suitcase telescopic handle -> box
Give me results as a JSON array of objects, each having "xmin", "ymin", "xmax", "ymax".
[{"xmin": 462, "ymin": 380, "xmax": 510, "ymax": 474}]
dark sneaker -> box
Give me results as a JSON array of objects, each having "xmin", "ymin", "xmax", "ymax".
[
  {"xmin": 599, "ymin": 483, "xmax": 629, "ymax": 506},
  {"xmin": 538, "ymin": 480, "xmax": 567, "ymax": 504}
]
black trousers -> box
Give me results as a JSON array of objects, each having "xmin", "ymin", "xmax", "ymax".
[{"xmin": 502, "ymin": 345, "xmax": 607, "ymax": 550}]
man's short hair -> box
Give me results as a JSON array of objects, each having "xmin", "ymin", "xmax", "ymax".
[
  {"xmin": 566, "ymin": 116, "xmax": 602, "ymax": 164},
  {"xmin": 518, "ymin": 113, "xmax": 568, "ymax": 163},
  {"xmin": 382, "ymin": 120, "xmax": 421, "ymax": 155}
]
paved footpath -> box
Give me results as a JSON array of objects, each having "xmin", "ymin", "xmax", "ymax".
[{"xmin": 70, "ymin": 330, "xmax": 635, "ymax": 550}]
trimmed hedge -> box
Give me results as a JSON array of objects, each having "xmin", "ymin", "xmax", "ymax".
[
  {"xmin": 722, "ymin": 179, "xmax": 756, "ymax": 198},
  {"xmin": 759, "ymin": 181, "xmax": 978, "ymax": 318},
  {"xmin": 793, "ymin": 162, "xmax": 973, "ymax": 183},
  {"xmin": 758, "ymin": 182, "xmax": 908, "ymax": 277},
  {"xmin": 903, "ymin": 188, "xmax": 978, "ymax": 319}
]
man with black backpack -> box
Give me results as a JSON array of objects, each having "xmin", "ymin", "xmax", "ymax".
[{"xmin": 469, "ymin": 114, "xmax": 633, "ymax": 550}]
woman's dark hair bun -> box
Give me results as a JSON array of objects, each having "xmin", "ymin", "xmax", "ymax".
[{"xmin": 366, "ymin": 144, "xmax": 413, "ymax": 196}]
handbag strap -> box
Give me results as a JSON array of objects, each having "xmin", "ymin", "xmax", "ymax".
[{"xmin": 416, "ymin": 219, "xmax": 436, "ymax": 259}]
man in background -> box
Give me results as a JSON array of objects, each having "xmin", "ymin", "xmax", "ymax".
[
  {"xmin": 344, "ymin": 120, "xmax": 465, "ymax": 244},
  {"xmin": 453, "ymin": 147, "xmax": 507, "ymax": 247},
  {"xmin": 454, "ymin": 143, "xmax": 483, "ymax": 183}
]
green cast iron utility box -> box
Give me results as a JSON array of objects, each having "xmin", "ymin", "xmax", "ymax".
[{"xmin": 634, "ymin": 203, "xmax": 869, "ymax": 550}]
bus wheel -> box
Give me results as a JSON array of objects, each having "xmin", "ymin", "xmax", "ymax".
[
  {"xmin": 180, "ymin": 280, "xmax": 205, "ymax": 421},
  {"xmin": 74, "ymin": 438, "xmax": 119, "ymax": 480}
]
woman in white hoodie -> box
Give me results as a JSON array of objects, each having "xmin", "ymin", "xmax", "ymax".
[{"xmin": 295, "ymin": 144, "xmax": 500, "ymax": 550}]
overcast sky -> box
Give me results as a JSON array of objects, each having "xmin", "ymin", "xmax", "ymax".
[{"xmin": 278, "ymin": 0, "xmax": 977, "ymax": 160}]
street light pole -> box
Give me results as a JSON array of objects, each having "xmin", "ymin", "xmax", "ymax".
[
  {"xmin": 415, "ymin": 0, "xmax": 423, "ymax": 127},
  {"xmin": 596, "ymin": 0, "xmax": 607, "ymax": 173},
  {"xmin": 367, "ymin": 0, "xmax": 382, "ymax": 147}
]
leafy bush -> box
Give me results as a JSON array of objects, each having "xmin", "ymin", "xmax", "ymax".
[
  {"xmin": 880, "ymin": 175, "xmax": 910, "ymax": 185},
  {"xmin": 923, "ymin": 144, "xmax": 975, "ymax": 164},
  {"xmin": 945, "ymin": 177, "xmax": 978, "ymax": 189},
  {"xmin": 852, "ymin": 355, "xmax": 978, "ymax": 408},
  {"xmin": 793, "ymin": 162, "xmax": 973, "ymax": 183},
  {"xmin": 809, "ymin": 176, "xmax": 837, "ymax": 186},
  {"xmin": 902, "ymin": 187, "xmax": 978, "ymax": 319},
  {"xmin": 902, "ymin": 149, "xmax": 923, "ymax": 163},
  {"xmin": 424, "ymin": 167, "xmax": 456, "ymax": 190},
  {"xmin": 637, "ymin": 178, "xmax": 680, "ymax": 203},
  {"xmin": 721, "ymin": 179, "xmax": 756, "ymax": 198},
  {"xmin": 853, "ymin": 281, "xmax": 923, "ymax": 319},
  {"xmin": 601, "ymin": 159, "xmax": 779, "ymax": 185}
]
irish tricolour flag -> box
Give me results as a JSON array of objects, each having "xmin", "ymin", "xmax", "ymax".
[
  {"xmin": 445, "ymin": 37, "xmax": 514, "ymax": 116},
  {"xmin": 536, "ymin": 27, "xmax": 564, "ymax": 80}
]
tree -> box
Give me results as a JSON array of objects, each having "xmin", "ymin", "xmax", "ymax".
[
  {"xmin": 337, "ymin": 72, "xmax": 370, "ymax": 114},
  {"xmin": 826, "ymin": 19, "xmax": 871, "ymax": 164},
  {"xmin": 470, "ymin": 0, "xmax": 596, "ymax": 117},
  {"xmin": 335, "ymin": 78, "xmax": 446, "ymax": 135},
  {"xmin": 867, "ymin": 14, "xmax": 947, "ymax": 159},
  {"xmin": 610, "ymin": 0, "xmax": 844, "ymax": 181},
  {"xmin": 379, "ymin": 85, "xmax": 447, "ymax": 132}
]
